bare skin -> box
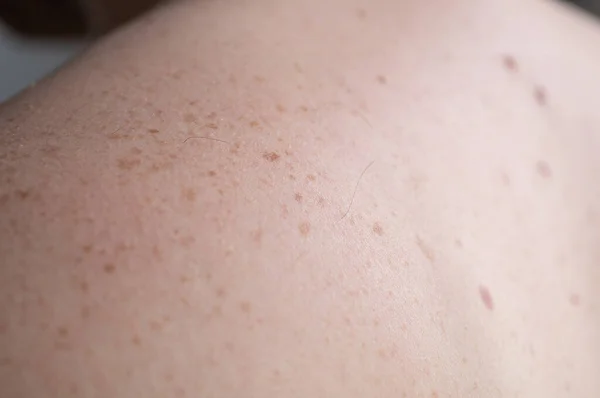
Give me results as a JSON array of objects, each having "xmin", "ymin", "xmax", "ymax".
[{"xmin": 1, "ymin": 0, "xmax": 599, "ymax": 397}]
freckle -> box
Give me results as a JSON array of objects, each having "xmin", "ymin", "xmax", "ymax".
[
  {"xmin": 294, "ymin": 192, "xmax": 303, "ymax": 203},
  {"xmin": 206, "ymin": 123, "xmax": 218, "ymax": 129},
  {"xmin": 376, "ymin": 75, "xmax": 387, "ymax": 85},
  {"xmin": 149, "ymin": 320, "xmax": 162, "ymax": 331},
  {"xmin": 57, "ymin": 326, "xmax": 69, "ymax": 337},
  {"xmin": 317, "ymin": 196, "xmax": 326, "ymax": 207},
  {"xmin": 372, "ymin": 222, "xmax": 384, "ymax": 236},
  {"xmin": 208, "ymin": 170, "xmax": 217, "ymax": 177},
  {"xmin": 132, "ymin": 334, "xmax": 142, "ymax": 346},
  {"xmin": 16, "ymin": 190, "xmax": 30, "ymax": 199},
  {"xmin": 502, "ymin": 55, "xmax": 518, "ymax": 72},
  {"xmin": 307, "ymin": 174, "xmax": 316, "ymax": 181},
  {"xmin": 461, "ymin": 357, "xmax": 468, "ymax": 364},
  {"xmin": 479, "ymin": 285, "xmax": 494, "ymax": 311},
  {"xmin": 216, "ymin": 286, "xmax": 227, "ymax": 298},
  {"xmin": 182, "ymin": 187, "xmax": 196, "ymax": 202},
  {"xmin": 356, "ymin": 8, "xmax": 367, "ymax": 20},
  {"xmin": 249, "ymin": 120, "xmax": 260, "ymax": 128},
  {"xmin": 117, "ymin": 157, "xmax": 141, "ymax": 171},
  {"xmin": 262, "ymin": 152, "xmax": 280, "ymax": 162},
  {"xmin": 130, "ymin": 147, "xmax": 143, "ymax": 155},
  {"xmin": 569, "ymin": 293, "xmax": 580, "ymax": 306},
  {"xmin": 276, "ymin": 104, "xmax": 286, "ymax": 113},
  {"xmin": 82, "ymin": 244, "xmax": 93, "ymax": 253},
  {"xmin": 239, "ymin": 301, "xmax": 252, "ymax": 313},
  {"xmin": 254, "ymin": 75, "xmax": 266, "ymax": 83},
  {"xmin": 103, "ymin": 263, "xmax": 116, "ymax": 274},
  {"xmin": 533, "ymin": 85, "xmax": 547, "ymax": 106},
  {"xmin": 183, "ymin": 113, "xmax": 196, "ymax": 123},
  {"xmin": 416, "ymin": 235, "xmax": 435, "ymax": 262},
  {"xmin": 299, "ymin": 105, "xmax": 308, "ymax": 112},
  {"xmin": 79, "ymin": 281, "xmax": 89, "ymax": 293},
  {"xmin": 536, "ymin": 160, "xmax": 552, "ymax": 178},
  {"xmin": 431, "ymin": 391, "xmax": 439, "ymax": 398},
  {"xmin": 288, "ymin": 174, "xmax": 296, "ymax": 180},
  {"xmin": 251, "ymin": 228, "xmax": 263, "ymax": 244},
  {"xmin": 298, "ymin": 222, "xmax": 311, "ymax": 236},
  {"xmin": 148, "ymin": 128, "xmax": 160, "ymax": 134}
]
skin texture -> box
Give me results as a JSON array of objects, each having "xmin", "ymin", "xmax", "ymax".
[{"xmin": 1, "ymin": 0, "xmax": 599, "ymax": 396}]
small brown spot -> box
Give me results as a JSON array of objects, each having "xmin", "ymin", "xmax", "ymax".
[
  {"xmin": 276, "ymin": 104, "xmax": 287, "ymax": 113},
  {"xmin": 206, "ymin": 123, "xmax": 218, "ymax": 130},
  {"xmin": 307, "ymin": 174, "xmax": 316, "ymax": 181},
  {"xmin": 132, "ymin": 334, "xmax": 142, "ymax": 346},
  {"xmin": 461, "ymin": 357, "xmax": 468, "ymax": 364},
  {"xmin": 206, "ymin": 112, "xmax": 217, "ymax": 119},
  {"xmin": 376, "ymin": 75, "xmax": 387, "ymax": 85},
  {"xmin": 298, "ymin": 222, "xmax": 311, "ymax": 236},
  {"xmin": 239, "ymin": 301, "xmax": 252, "ymax": 313},
  {"xmin": 82, "ymin": 244, "xmax": 93, "ymax": 253},
  {"xmin": 289, "ymin": 174, "xmax": 296, "ymax": 180},
  {"xmin": 148, "ymin": 128, "xmax": 160, "ymax": 134},
  {"xmin": 130, "ymin": 147, "xmax": 143, "ymax": 155},
  {"xmin": 317, "ymin": 196, "xmax": 326, "ymax": 207},
  {"xmin": 182, "ymin": 187, "xmax": 196, "ymax": 202},
  {"xmin": 254, "ymin": 75, "xmax": 266, "ymax": 83},
  {"xmin": 373, "ymin": 222, "xmax": 384, "ymax": 236},
  {"xmin": 533, "ymin": 85, "xmax": 547, "ymax": 106},
  {"xmin": 479, "ymin": 285, "xmax": 494, "ymax": 311},
  {"xmin": 79, "ymin": 281, "xmax": 89, "ymax": 293},
  {"xmin": 569, "ymin": 293, "xmax": 580, "ymax": 306},
  {"xmin": 502, "ymin": 55, "xmax": 518, "ymax": 72},
  {"xmin": 117, "ymin": 157, "xmax": 141, "ymax": 171},
  {"xmin": 299, "ymin": 105, "xmax": 309, "ymax": 112},
  {"xmin": 416, "ymin": 235, "xmax": 435, "ymax": 262},
  {"xmin": 103, "ymin": 263, "xmax": 116, "ymax": 274},
  {"xmin": 535, "ymin": 160, "xmax": 552, "ymax": 179},
  {"xmin": 16, "ymin": 190, "xmax": 30, "ymax": 200},
  {"xmin": 216, "ymin": 286, "xmax": 227, "ymax": 298},
  {"xmin": 294, "ymin": 192, "xmax": 303, "ymax": 203},
  {"xmin": 431, "ymin": 391, "xmax": 439, "ymax": 398},
  {"xmin": 263, "ymin": 152, "xmax": 280, "ymax": 162},
  {"xmin": 249, "ymin": 120, "xmax": 260, "ymax": 128},
  {"xmin": 251, "ymin": 228, "xmax": 263, "ymax": 244},
  {"xmin": 208, "ymin": 170, "xmax": 217, "ymax": 177},
  {"xmin": 356, "ymin": 8, "xmax": 367, "ymax": 20},
  {"xmin": 57, "ymin": 326, "xmax": 69, "ymax": 337},
  {"xmin": 149, "ymin": 320, "xmax": 162, "ymax": 331},
  {"xmin": 183, "ymin": 113, "xmax": 196, "ymax": 123}
]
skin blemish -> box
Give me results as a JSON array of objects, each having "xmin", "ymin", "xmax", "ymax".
[
  {"xmin": 57, "ymin": 326, "xmax": 69, "ymax": 337},
  {"xmin": 502, "ymin": 55, "xmax": 518, "ymax": 72},
  {"xmin": 103, "ymin": 263, "xmax": 116, "ymax": 274},
  {"xmin": 79, "ymin": 281, "xmax": 89, "ymax": 293},
  {"xmin": 216, "ymin": 286, "xmax": 227, "ymax": 298},
  {"xmin": 206, "ymin": 112, "xmax": 217, "ymax": 119},
  {"xmin": 117, "ymin": 157, "xmax": 141, "ymax": 171},
  {"xmin": 356, "ymin": 8, "xmax": 367, "ymax": 20},
  {"xmin": 281, "ymin": 204, "xmax": 289, "ymax": 218},
  {"xmin": 317, "ymin": 196, "xmax": 326, "ymax": 207},
  {"xmin": 183, "ymin": 113, "xmax": 196, "ymax": 123},
  {"xmin": 132, "ymin": 334, "xmax": 142, "ymax": 346},
  {"xmin": 376, "ymin": 75, "xmax": 387, "ymax": 85},
  {"xmin": 294, "ymin": 192, "xmax": 303, "ymax": 203},
  {"xmin": 307, "ymin": 174, "xmax": 316, "ymax": 181},
  {"xmin": 208, "ymin": 170, "xmax": 217, "ymax": 177},
  {"xmin": 569, "ymin": 293, "xmax": 580, "ymax": 306},
  {"xmin": 416, "ymin": 235, "xmax": 435, "ymax": 262},
  {"xmin": 276, "ymin": 104, "xmax": 287, "ymax": 113},
  {"xmin": 533, "ymin": 85, "xmax": 547, "ymax": 106},
  {"xmin": 148, "ymin": 128, "xmax": 160, "ymax": 134},
  {"xmin": 240, "ymin": 301, "xmax": 252, "ymax": 313},
  {"xmin": 254, "ymin": 75, "xmax": 266, "ymax": 83},
  {"xmin": 82, "ymin": 244, "xmax": 93, "ymax": 253},
  {"xmin": 373, "ymin": 222, "xmax": 384, "ymax": 236},
  {"xmin": 299, "ymin": 105, "xmax": 309, "ymax": 112},
  {"xmin": 263, "ymin": 152, "xmax": 281, "ymax": 162},
  {"xmin": 249, "ymin": 120, "xmax": 260, "ymax": 128},
  {"xmin": 80, "ymin": 306, "xmax": 91, "ymax": 319},
  {"xmin": 298, "ymin": 222, "xmax": 311, "ymax": 236},
  {"xmin": 454, "ymin": 238, "xmax": 463, "ymax": 248},
  {"xmin": 206, "ymin": 123, "xmax": 219, "ymax": 130},
  {"xmin": 16, "ymin": 190, "xmax": 30, "ymax": 200},
  {"xmin": 479, "ymin": 285, "xmax": 494, "ymax": 311},
  {"xmin": 182, "ymin": 187, "xmax": 196, "ymax": 202},
  {"xmin": 251, "ymin": 228, "xmax": 263, "ymax": 244},
  {"xmin": 535, "ymin": 160, "xmax": 552, "ymax": 179},
  {"xmin": 130, "ymin": 147, "xmax": 143, "ymax": 155}
]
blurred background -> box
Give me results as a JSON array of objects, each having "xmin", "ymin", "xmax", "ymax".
[{"xmin": 0, "ymin": 0, "xmax": 598, "ymax": 103}]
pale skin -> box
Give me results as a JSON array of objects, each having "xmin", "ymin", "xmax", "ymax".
[{"xmin": 1, "ymin": 0, "xmax": 599, "ymax": 396}]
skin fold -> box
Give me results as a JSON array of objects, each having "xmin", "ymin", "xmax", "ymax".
[{"xmin": 0, "ymin": 0, "xmax": 599, "ymax": 396}]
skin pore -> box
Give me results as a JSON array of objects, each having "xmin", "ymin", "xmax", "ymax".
[{"xmin": 0, "ymin": 0, "xmax": 599, "ymax": 396}]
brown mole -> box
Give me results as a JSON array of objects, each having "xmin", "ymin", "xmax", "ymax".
[{"xmin": 263, "ymin": 152, "xmax": 281, "ymax": 162}]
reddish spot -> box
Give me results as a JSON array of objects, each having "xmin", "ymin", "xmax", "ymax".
[
  {"xmin": 569, "ymin": 293, "xmax": 580, "ymax": 306},
  {"xmin": 263, "ymin": 152, "xmax": 280, "ymax": 162},
  {"xmin": 376, "ymin": 75, "xmax": 387, "ymax": 85},
  {"xmin": 240, "ymin": 301, "xmax": 252, "ymax": 313},
  {"xmin": 536, "ymin": 160, "xmax": 552, "ymax": 179},
  {"xmin": 373, "ymin": 222, "xmax": 384, "ymax": 236},
  {"xmin": 479, "ymin": 285, "xmax": 494, "ymax": 311},
  {"xmin": 182, "ymin": 187, "xmax": 196, "ymax": 202},
  {"xmin": 533, "ymin": 85, "xmax": 547, "ymax": 106},
  {"xmin": 502, "ymin": 55, "xmax": 518, "ymax": 72},
  {"xmin": 431, "ymin": 391, "xmax": 439, "ymax": 398},
  {"xmin": 251, "ymin": 228, "xmax": 263, "ymax": 244},
  {"xmin": 356, "ymin": 8, "xmax": 367, "ymax": 20},
  {"xmin": 416, "ymin": 235, "xmax": 435, "ymax": 262},
  {"xmin": 298, "ymin": 222, "xmax": 311, "ymax": 236},
  {"xmin": 103, "ymin": 263, "xmax": 116, "ymax": 274},
  {"xmin": 294, "ymin": 192, "xmax": 303, "ymax": 203}
]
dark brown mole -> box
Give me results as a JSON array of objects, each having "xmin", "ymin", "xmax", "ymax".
[
  {"xmin": 263, "ymin": 152, "xmax": 281, "ymax": 162},
  {"xmin": 298, "ymin": 222, "xmax": 311, "ymax": 236},
  {"xmin": 148, "ymin": 128, "xmax": 160, "ymax": 134},
  {"xmin": 569, "ymin": 293, "xmax": 580, "ymax": 306},
  {"xmin": 376, "ymin": 75, "xmax": 387, "ymax": 85},
  {"xmin": 294, "ymin": 192, "xmax": 303, "ymax": 203},
  {"xmin": 479, "ymin": 285, "xmax": 494, "ymax": 311},
  {"xmin": 372, "ymin": 222, "xmax": 384, "ymax": 236},
  {"xmin": 535, "ymin": 160, "xmax": 552, "ymax": 179},
  {"xmin": 502, "ymin": 55, "xmax": 518, "ymax": 72},
  {"xmin": 103, "ymin": 263, "xmax": 116, "ymax": 274},
  {"xmin": 533, "ymin": 85, "xmax": 547, "ymax": 106}
]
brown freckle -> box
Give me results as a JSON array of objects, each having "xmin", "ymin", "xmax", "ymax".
[
  {"xmin": 183, "ymin": 113, "xmax": 196, "ymax": 123},
  {"xmin": 461, "ymin": 357, "xmax": 468, "ymax": 364},
  {"xmin": 502, "ymin": 55, "xmax": 518, "ymax": 72},
  {"xmin": 216, "ymin": 286, "xmax": 227, "ymax": 298},
  {"xmin": 533, "ymin": 85, "xmax": 547, "ymax": 106},
  {"xmin": 79, "ymin": 281, "xmax": 89, "ymax": 293},
  {"xmin": 149, "ymin": 320, "xmax": 162, "ymax": 331},
  {"xmin": 82, "ymin": 244, "xmax": 93, "ymax": 253},
  {"xmin": 289, "ymin": 174, "xmax": 296, "ymax": 180},
  {"xmin": 182, "ymin": 187, "xmax": 196, "ymax": 202},
  {"xmin": 148, "ymin": 128, "xmax": 160, "ymax": 134},
  {"xmin": 569, "ymin": 293, "xmax": 580, "ymax": 306},
  {"xmin": 57, "ymin": 326, "xmax": 69, "ymax": 337},
  {"xmin": 431, "ymin": 391, "xmax": 439, "ymax": 398},
  {"xmin": 299, "ymin": 105, "xmax": 309, "ymax": 112},
  {"xmin": 249, "ymin": 120, "xmax": 260, "ymax": 128},
  {"xmin": 205, "ymin": 123, "xmax": 218, "ymax": 130},
  {"xmin": 208, "ymin": 170, "xmax": 217, "ymax": 177},
  {"xmin": 294, "ymin": 192, "xmax": 303, "ymax": 203},
  {"xmin": 536, "ymin": 160, "xmax": 552, "ymax": 179},
  {"xmin": 16, "ymin": 190, "xmax": 30, "ymax": 199},
  {"xmin": 117, "ymin": 157, "xmax": 141, "ymax": 171},
  {"xmin": 262, "ymin": 152, "xmax": 280, "ymax": 162},
  {"xmin": 298, "ymin": 222, "xmax": 311, "ymax": 236},
  {"xmin": 376, "ymin": 75, "xmax": 387, "ymax": 85},
  {"xmin": 103, "ymin": 263, "xmax": 116, "ymax": 274},
  {"xmin": 479, "ymin": 285, "xmax": 494, "ymax": 311},
  {"xmin": 254, "ymin": 75, "xmax": 266, "ymax": 83},
  {"xmin": 132, "ymin": 334, "xmax": 141, "ymax": 346},
  {"xmin": 276, "ymin": 104, "xmax": 287, "ymax": 113},
  {"xmin": 307, "ymin": 174, "xmax": 316, "ymax": 181},
  {"xmin": 239, "ymin": 301, "xmax": 252, "ymax": 313},
  {"xmin": 372, "ymin": 222, "xmax": 384, "ymax": 236},
  {"xmin": 416, "ymin": 235, "xmax": 435, "ymax": 262},
  {"xmin": 356, "ymin": 8, "xmax": 367, "ymax": 20}
]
